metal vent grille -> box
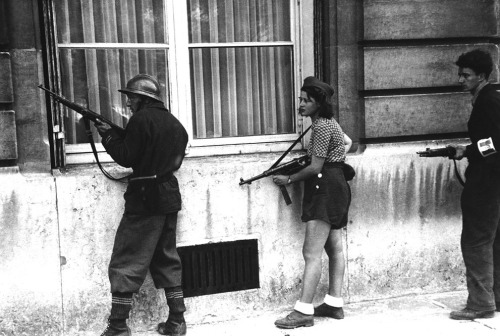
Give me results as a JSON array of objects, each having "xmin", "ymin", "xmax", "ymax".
[{"xmin": 178, "ymin": 239, "xmax": 260, "ymax": 297}]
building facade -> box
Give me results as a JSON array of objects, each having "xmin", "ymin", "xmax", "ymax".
[{"xmin": 1, "ymin": 0, "xmax": 498, "ymax": 334}]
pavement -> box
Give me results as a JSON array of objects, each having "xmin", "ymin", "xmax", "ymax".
[{"xmin": 131, "ymin": 290, "xmax": 500, "ymax": 336}]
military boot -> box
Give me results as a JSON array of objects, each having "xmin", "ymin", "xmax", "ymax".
[
  {"xmin": 157, "ymin": 320, "xmax": 186, "ymax": 336},
  {"xmin": 100, "ymin": 318, "xmax": 131, "ymax": 336},
  {"xmin": 159, "ymin": 287, "xmax": 187, "ymax": 335}
]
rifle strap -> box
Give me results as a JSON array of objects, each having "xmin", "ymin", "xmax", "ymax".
[
  {"xmin": 83, "ymin": 118, "xmax": 129, "ymax": 182},
  {"xmin": 453, "ymin": 159, "xmax": 466, "ymax": 187},
  {"xmin": 270, "ymin": 125, "xmax": 311, "ymax": 169}
]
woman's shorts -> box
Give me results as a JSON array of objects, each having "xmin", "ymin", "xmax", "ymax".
[{"xmin": 301, "ymin": 163, "xmax": 351, "ymax": 229}]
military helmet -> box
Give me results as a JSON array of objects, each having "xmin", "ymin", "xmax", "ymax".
[{"xmin": 119, "ymin": 74, "xmax": 162, "ymax": 102}]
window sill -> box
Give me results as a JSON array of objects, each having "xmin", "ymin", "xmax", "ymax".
[{"xmin": 65, "ymin": 137, "xmax": 305, "ymax": 164}]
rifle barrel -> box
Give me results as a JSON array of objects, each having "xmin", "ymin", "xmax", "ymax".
[
  {"xmin": 239, "ymin": 171, "xmax": 269, "ymax": 185},
  {"xmin": 239, "ymin": 155, "xmax": 310, "ymax": 186},
  {"xmin": 39, "ymin": 85, "xmax": 125, "ymax": 134}
]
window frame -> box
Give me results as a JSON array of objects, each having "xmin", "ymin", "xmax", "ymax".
[{"xmin": 47, "ymin": 0, "xmax": 314, "ymax": 165}]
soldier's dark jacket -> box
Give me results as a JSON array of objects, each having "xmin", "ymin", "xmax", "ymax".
[
  {"xmin": 101, "ymin": 101, "xmax": 188, "ymax": 215},
  {"xmin": 466, "ymin": 83, "xmax": 500, "ymax": 165}
]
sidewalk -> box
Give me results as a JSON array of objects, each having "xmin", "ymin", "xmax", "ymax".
[{"xmin": 134, "ymin": 291, "xmax": 500, "ymax": 336}]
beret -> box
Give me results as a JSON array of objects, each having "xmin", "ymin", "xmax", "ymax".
[{"xmin": 302, "ymin": 76, "xmax": 334, "ymax": 97}]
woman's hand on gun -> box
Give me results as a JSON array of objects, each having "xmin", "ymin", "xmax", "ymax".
[{"xmin": 272, "ymin": 174, "xmax": 289, "ymax": 186}]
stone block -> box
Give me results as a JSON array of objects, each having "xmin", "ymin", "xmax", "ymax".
[
  {"xmin": 4, "ymin": 0, "xmax": 36, "ymax": 48},
  {"xmin": 365, "ymin": 93, "xmax": 470, "ymax": 138},
  {"xmin": 0, "ymin": 0, "xmax": 8, "ymax": 45},
  {"xmin": 364, "ymin": 44, "xmax": 499, "ymax": 90},
  {"xmin": 0, "ymin": 52, "xmax": 13, "ymax": 103},
  {"xmin": 0, "ymin": 110, "xmax": 18, "ymax": 159},
  {"xmin": 10, "ymin": 49, "xmax": 51, "ymax": 171},
  {"xmin": 364, "ymin": 0, "xmax": 498, "ymax": 40}
]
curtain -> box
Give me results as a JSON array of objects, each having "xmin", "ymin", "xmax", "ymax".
[
  {"xmin": 188, "ymin": 0, "xmax": 294, "ymax": 139},
  {"xmin": 55, "ymin": 0, "xmax": 295, "ymax": 144},
  {"xmin": 55, "ymin": 0, "xmax": 168, "ymax": 144}
]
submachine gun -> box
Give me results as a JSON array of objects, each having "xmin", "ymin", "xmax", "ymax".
[
  {"xmin": 417, "ymin": 146, "xmax": 464, "ymax": 186},
  {"xmin": 239, "ymin": 126, "xmax": 312, "ymax": 205},
  {"xmin": 416, "ymin": 146, "xmax": 456, "ymax": 159},
  {"xmin": 239, "ymin": 155, "xmax": 311, "ymax": 205}
]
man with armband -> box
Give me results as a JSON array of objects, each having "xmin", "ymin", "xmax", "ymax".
[{"xmin": 447, "ymin": 49, "xmax": 500, "ymax": 320}]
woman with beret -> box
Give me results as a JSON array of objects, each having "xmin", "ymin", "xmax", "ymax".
[{"xmin": 272, "ymin": 76, "xmax": 352, "ymax": 329}]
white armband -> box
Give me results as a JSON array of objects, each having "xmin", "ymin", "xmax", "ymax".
[{"xmin": 477, "ymin": 137, "xmax": 497, "ymax": 157}]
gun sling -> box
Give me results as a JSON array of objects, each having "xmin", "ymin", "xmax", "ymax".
[
  {"xmin": 82, "ymin": 118, "xmax": 130, "ymax": 182},
  {"xmin": 273, "ymin": 126, "xmax": 311, "ymax": 205},
  {"xmin": 453, "ymin": 159, "xmax": 465, "ymax": 187},
  {"xmin": 417, "ymin": 147, "xmax": 465, "ymax": 187}
]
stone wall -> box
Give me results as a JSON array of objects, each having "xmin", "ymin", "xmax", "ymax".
[{"xmin": 0, "ymin": 147, "xmax": 467, "ymax": 334}]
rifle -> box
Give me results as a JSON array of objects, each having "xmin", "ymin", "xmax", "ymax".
[
  {"xmin": 417, "ymin": 146, "xmax": 464, "ymax": 186},
  {"xmin": 239, "ymin": 155, "xmax": 311, "ymax": 205},
  {"xmin": 416, "ymin": 147, "xmax": 456, "ymax": 159},
  {"xmin": 38, "ymin": 85, "xmax": 126, "ymax": 137},
  {"xmin": 39, "ymin": 85, "xmax": 129, "ymax": 181}
]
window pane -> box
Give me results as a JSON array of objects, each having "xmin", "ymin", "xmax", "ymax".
[
  {"xmin": 190, "ymin": 46, "xmax": 294, "ymax": 138},
  {"xmin": 59, "ymin": 49, "xmax": 169, "ymax": 144},
  {"xmin": 188, "ymin": 0, "xmax": 291, "ymax": 43},
  {"xmin": 56, "ymin": 0, "xmax": 167, "ymax": 44}
]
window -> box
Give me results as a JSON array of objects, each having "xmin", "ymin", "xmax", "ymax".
[
  {"xmin": 45, "ymin": 0, "xmax": 312, "ymax": 164},
  {"xmin": 187, "ymin": 0, "xmax": 294, "ymax": 139}
]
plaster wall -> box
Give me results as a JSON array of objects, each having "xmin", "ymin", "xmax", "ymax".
[
  {"xmin": 0, "ymin": 168, "xmax": 62, "ymax": 335},
  {"xmin": 0, "ymin": 145, "xmax": 466, "ymax": 335}
]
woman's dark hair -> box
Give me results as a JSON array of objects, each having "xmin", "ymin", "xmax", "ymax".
[
  {"xmin": 300, "ymin": 86, "xmax": 334, "ymax": 119},
  {"xmin": 455, "ymin": 49, "xmax": 493, "ymax": 79}
]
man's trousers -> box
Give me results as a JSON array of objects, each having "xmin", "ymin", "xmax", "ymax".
[
  {"xmin": 461, "ymin": 162, "xmax": 500, "ymax": 311},
  {"xmin": 108, "ymin": 212, "xmax": 182, "ymax": 293}
]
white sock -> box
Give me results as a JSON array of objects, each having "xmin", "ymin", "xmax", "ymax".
[
  {"xmin": 324, "ymin": 295, "xmax": 343, "ymax": 308},
  {"xmin": 294, "ymin": 300, "xmax": 314, "ymax": 315}
]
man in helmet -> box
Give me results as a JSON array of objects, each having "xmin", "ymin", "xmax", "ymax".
[{"xmin": 95, "ymin": 74, "xmax": 189, "ymax": 336}]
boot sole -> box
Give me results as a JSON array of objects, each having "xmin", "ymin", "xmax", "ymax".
[
  {"xmin": 314, "ymin": 314, "xmax": 344, "ymax": 319},
  {"xmin": 450, "ymin": 312, "xmax": 495, "ymax": 320},
  {"xmin": 275, "ymin": 321, "xmax": 314, "ymax": 329}
]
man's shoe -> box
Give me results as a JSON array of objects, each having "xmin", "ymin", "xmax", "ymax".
[
  {"xmin": 274, "ymin": 310, "xmax": 314, "ymax": 329},
  {"xmin": 314, "ymin": 303, "xmax": 344, "ymax": 319},
  {"xmin": 157, "ymin": 320, "xmax": 187, "ymax": 336},
  {"xmin": 100, "ymin": 319, "xmax": 131, "ymax": 336},
  {"xmin": 449, "ymin": 308, "xmax": 495, "ymax": 320},
  {"xmin": 496, "ymin": 302, "xmax": 500, "ymax": 312}
]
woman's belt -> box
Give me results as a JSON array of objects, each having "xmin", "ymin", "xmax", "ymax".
[{"xmin": 323, "ymin": 161, "xmax": 344, "ymax": 168}]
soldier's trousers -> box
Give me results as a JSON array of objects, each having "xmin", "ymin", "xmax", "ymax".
[
  {"xmin": 461, "ymin": 162, "xmax": 500, "ymax": 311},
  {"xmin": 108, "ymin": 212, "xmax": 182, "ymax": 293}
]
